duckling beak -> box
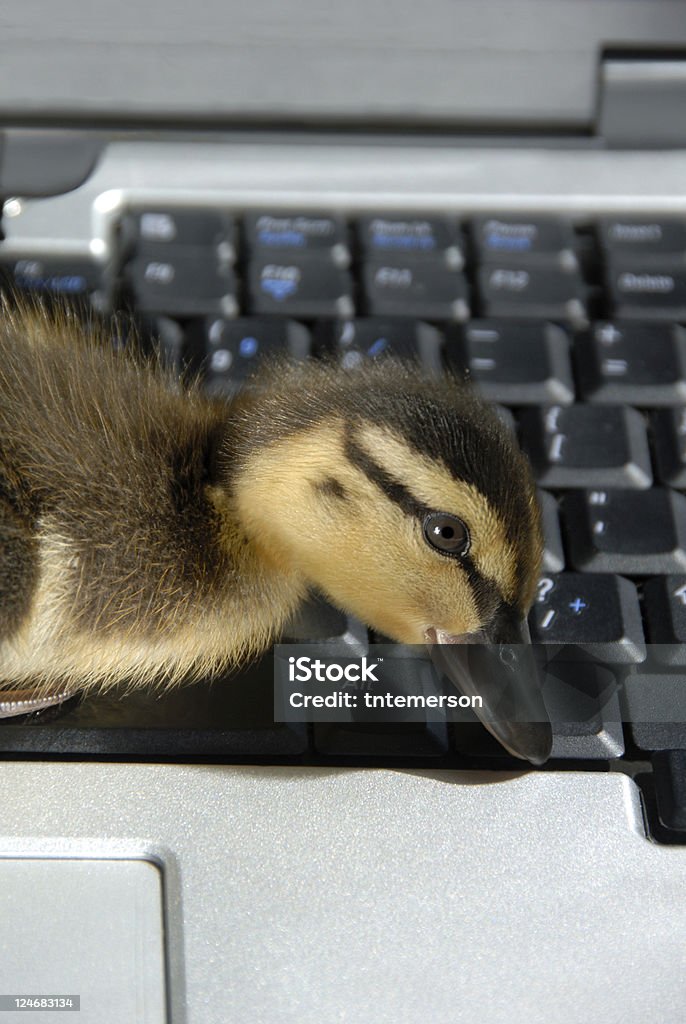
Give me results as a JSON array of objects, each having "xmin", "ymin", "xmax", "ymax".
[{"xmin": 425, "ymin": 607, "xmax": 553, "ymax": 765}]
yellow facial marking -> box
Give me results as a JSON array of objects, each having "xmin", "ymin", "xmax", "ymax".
[{"xmin": 232, "ymin": 418, "xmax": 496, "ymax": 643}]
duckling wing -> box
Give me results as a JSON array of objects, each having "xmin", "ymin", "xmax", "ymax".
[
  {"xmin": 0, "ymin": 313, "xmax": 247, "ymax": 688},
  {"xmin": 0, "ymin": 491, "xmax": 37, "ymax": 645},
  {"xmin": 0, "ymin": 492, "xmax": 75, "ymax": 714}
]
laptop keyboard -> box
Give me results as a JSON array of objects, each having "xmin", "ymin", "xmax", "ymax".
[{"xmin": 2, "ymin": 176, "xmax": 686, "ymax": 842}]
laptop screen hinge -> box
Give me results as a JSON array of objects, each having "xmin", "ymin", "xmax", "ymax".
[{"xmin": 598, "ymin": 53, "xmax": 686, "ymax": 148}]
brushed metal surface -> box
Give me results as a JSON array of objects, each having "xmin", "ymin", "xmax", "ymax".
[
  {"xmin": 1, "ymin": 765, "xmax": 685, "ymax": 1024},
  {"xmin": 0, "ymin": 1, "xmax": 684, "ymax": 126}
]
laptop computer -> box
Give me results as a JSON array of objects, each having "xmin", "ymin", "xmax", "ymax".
[{"xmin": 1, "ymin": 1, "xmax": 686, "ymax": 1021}]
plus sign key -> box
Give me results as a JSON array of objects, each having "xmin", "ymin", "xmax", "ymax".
[
  {"xmin": 576, "ymin": 322, "xmax": 686, "ymax": 405},
  {"xmin": 530, "ymin": 573, "xmax": 645, "ymax": 662}
]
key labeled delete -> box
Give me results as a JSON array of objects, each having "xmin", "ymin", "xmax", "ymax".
[{"xmin": 607, "ymin": 266, "xmax": 686, "ymax": 319}]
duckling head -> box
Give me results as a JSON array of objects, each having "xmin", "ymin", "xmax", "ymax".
[{"xmin": 224, "ymin": 360, "xmax": 550, "ymax": 764}]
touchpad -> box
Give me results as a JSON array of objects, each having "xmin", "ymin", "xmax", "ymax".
[{"xmin": 0, "ymin": 859, "xmax": 166, "ymax": 1023}]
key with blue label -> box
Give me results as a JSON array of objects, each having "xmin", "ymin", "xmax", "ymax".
[
  {"xmin": 472, "ymin": 216, "xmax": 579, "ymax": 268},
  {"xmin": 247, "ymin": 258, "xmax": 354, "ymax": 318},
  {"xmin": 0, "ymin": 256, "xmax": 104, "ymax": 304},
  {"xmin": 314, "ymin": 318, "xmax": 443, "ymax": 373},
  {"xmin": 189, "ymin": 317, "xmax": 310, "ymax": 395},
  {"xmin": 245, "ymin": 213, "xmax": 350, "ymax": 265},
  {"xmin": 529, "ymin": 572, "xmax": 644, "ymax": 661},
  {"xmin": 358, "ymin": 216, "xmax": 464, "ymax": 268}
]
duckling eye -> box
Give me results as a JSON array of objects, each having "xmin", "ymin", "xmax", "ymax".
[{"xmin": 423, "ymin": 513, "xmax": 470, "ymax": 557}]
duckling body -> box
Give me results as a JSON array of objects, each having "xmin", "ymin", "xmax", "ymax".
[
  {"xmin": 0, "ymin": 306, "xmax": 548, "ymax": 760},
  {"xmin": 0, "ymin": 309, "xmax": 303, "ymax": 694}
]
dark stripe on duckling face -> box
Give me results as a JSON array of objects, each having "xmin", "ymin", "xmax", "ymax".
[
  {"xmin": 336, "ymin": 379, "xmax": 538, "ymax": 555},
  {"xmin": 314, "ymin": 477, "xmax": 349, "ymax": 501},
  {"xmin": 367, "ymin": 394, "xmax": 523, "ymax": 540},
  {"xmin": 351, "ymin": 416, "xmax": 542, "ymax": 618},
  {"xmin": 344, "ymin": 434, "xmax": 428, "ymax": 520},
  {"xmin": 344, "ymin": 434, "xmax": 500, "ymax": 622}
]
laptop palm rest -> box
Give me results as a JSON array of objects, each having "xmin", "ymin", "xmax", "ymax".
[{"xmin": 2, "ymin": 765, "xmax": 686, "ymax": 1023}]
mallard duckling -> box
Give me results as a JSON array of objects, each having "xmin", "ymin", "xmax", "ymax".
[{"xmin": 0, "ymin": 306, "xmax": 550, "ymax": 762}]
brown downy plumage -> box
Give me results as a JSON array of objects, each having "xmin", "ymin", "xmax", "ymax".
[{"xmin": 0, "ymin": 304, "xmax": 550, "ymax": 762}]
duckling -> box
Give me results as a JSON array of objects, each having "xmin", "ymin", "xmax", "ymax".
[{"xmin": 0, "ymin": 304, "xmax": 551, "ymax": 762}]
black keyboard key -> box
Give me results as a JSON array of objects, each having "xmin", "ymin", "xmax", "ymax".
[
  {"xmin": 561, "ymin": 488, "xmax": 686, "ymax": 574},
  {"xmin": 519, "ymin": 405, "xmax": 652, "ymax": 489},
  {"xmin": 576, "ymin": 322, "xmax": 686, "ymax": 405},
  {"xmin": 651, "ymin": 408, "xmax": 686, "ymax": 487},
  {"xmin": 642, "ymin": 575, "xmax": 686, "ymax": 664},
  {"xmin": 653, "ymin": 751, "xmax": 686, "ymax": 829},
  {"xmin": 119, "ymin": 208, "xmax": 236, "ymax": 260},
  {"xmin": 446, "ymin": 320, "xmax": 574, "ymax": 404},
  {"xmin": 245, "ymin": 213, "xmax": 349, "ymax": 264},
  {"xmin": 471, "ymin": 216, "xmax": 578, "ymax": 268},
  {"xmin": 606, "ymin": 265, "xmax": 686, "ymax": 320},
  {"xmin": 247, "ymin": 258, "xmax": 354, "ymax": 318},
  {"xmin": 125, "ymin": 250, "xmax": 238, "ymax": 317},
  {"xmin": 313, "ymin": 652, "xmax": 449, "ymax": 757},
  {"xmin": 539, "ymin": 653, "xmax": 624, "ymax": 760},
  {"xmin": 0, "ymin": 660, "xmax": 308, "ymax": 758},
  {"xmin": 599, "ymin": 218, "xmax": 686, "ymax": 264},
  {"xmin": 315, "ymin": 318, "xmax": 443, "ymax": 373},
  {"xmin": 625, "ymin": 676, "xmax": 686, "ymax": 754},
  {"xmin": 451, "ymin": 673, "xmax": 625, "ymax": 760},
  {"xmin": 358, "ymin": 215, "xmax": 464, "ymax": 267},
  {"xmin": 362, "ymin": 258, "xmax": 469, "ymax": 321},
  {"xmin": 314, "ymin": 719, "xmax": 449, "ymax": 758},
  {"xmin": 494, "ymin": 405, "xmax": 516, "ymax": 433},
  {"xmin": 188, "ymin": 317, "xmax": 310, "ymax": 395},
  {"xmin": 140, "ymin": 315, "xmax": 187, "ymax": 371},
  {"xmin": 530, "ymin": 572, "xmax": 644, "ymax": 661},
  {"xmin": 476, "ymin": 265, "xmax": 589, "ymax": 325},
  {"xmin": 539, "ymin": 490, "xmax": 565, "ymax": 572},
  {"xmin": 0, "ymin": 256, "xmax": 104, "ymax": 303},
  {"xmin": 283, "ymin": 595, "xmax": 368, "ymax": 653}
]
